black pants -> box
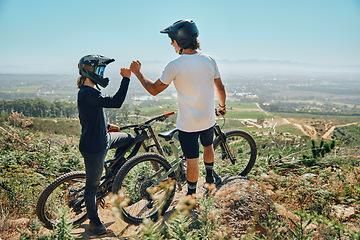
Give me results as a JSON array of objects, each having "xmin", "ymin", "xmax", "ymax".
[{"xmin": 80, "ymin": 132, "xmax": 134, "ymax": 224}]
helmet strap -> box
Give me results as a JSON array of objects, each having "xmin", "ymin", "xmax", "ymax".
[{"xmin": 179, "ymin": 48, "xmax": 184, "ymax": 55}]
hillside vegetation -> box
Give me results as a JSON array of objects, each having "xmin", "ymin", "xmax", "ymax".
[{"xmin": 1, "ymin": 101, "xmax": 360, "ymax": 239}]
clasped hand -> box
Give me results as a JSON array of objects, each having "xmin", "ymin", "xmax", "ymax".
[
  {"xmin": 120, "ymin": 68, "xmax": 131, "ymax": 78},
  {"xmin": 119, "ymin": 60, "xmax": 142, "ymax": 79},
  {"xmin": 130, "ymin": 60, "xmax": 141, "ymax": 74}
]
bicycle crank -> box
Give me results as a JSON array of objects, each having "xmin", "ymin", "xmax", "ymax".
[{"xmin": 68, "ymin": 198, "xmax": 84, "ymax": 213}]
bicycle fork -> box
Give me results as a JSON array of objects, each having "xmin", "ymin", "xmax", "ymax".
[{"xmin": 214, "ymin": 124, "xmax": 236, "ymax": 164}]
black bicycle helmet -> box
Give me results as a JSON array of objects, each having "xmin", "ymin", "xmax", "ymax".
[
  {"xmin": 160, "ymin": 19, "xmax": 199, "ymax": 50},
  {"xmin": 78, "ymin": 55, "xmax": 115, "ymax": 88}
]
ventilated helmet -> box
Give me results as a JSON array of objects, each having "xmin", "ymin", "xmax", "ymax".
[
  {"xmin": 78, "ymin": 55, "xmax": 115, "ymax": 88},
  {"xmin": 160, "ymin": 20, "xmax": 199, "ymax": 50}
]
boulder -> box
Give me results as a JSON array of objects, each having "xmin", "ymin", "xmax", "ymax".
[{"xmin": 211, "ymin": 176, "xmax": 279, "ymax": 237}]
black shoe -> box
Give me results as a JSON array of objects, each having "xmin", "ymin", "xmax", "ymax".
[
  {"xmin": 89, "ymin": 221, "xmax": 111, "ymax": 235},
  {"xmin": 205, "ymin": 175, "xmax": 214, "ymax": 185},
  {"xmin": 205, "ymin": 173, "xmax": 222, "ymax": 187}
]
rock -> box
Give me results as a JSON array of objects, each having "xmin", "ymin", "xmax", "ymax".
[
  {"xmin": 264, "ymin": 184, "xmax": 274, "ymax": 191},
  {"xmin": 305, "ymin": 222, "xmax": 318, "ymax": 232},
  {"xmin": 274, "ymin": 203, "xmax": 299, "ymax": 223},
  {"xmin": 8, "ymin": 218, "xmax": 30, "ymax": 228},
  {"xmin": 330, "ymin": 205, "xmax": 355, "ymax": 221},
  {"xmin": 301, "ymin": 173, "xmax": 317, "ymax": 179},
  {"xmin": 265, "ymin": 189, "xmax": 276, "ymax": 199},
  {"xmin": 260, "ymin": 173, "xmax": 270, "ymax": 181},
  {"xmin": 258, "ymin": 182, "xmax": 276, "ymax": 199},
  {"xmin": 211, "ymin": 176, "xmax": 279, "ymax": 237}
]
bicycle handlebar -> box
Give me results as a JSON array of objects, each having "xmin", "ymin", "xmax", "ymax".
[{"xmin": 119, "ymin": 111, "xmax": 175, "ymax": 131}]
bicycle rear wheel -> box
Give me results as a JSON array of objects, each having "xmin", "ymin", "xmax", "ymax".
[
  {"xmin": 213, "ymin": 130, "xmax": 257, "ymax": 176},
  {"xmin": 112, "ymin": 153, "xmax": 175, "ymax": 225},
  {"xmin": 35, "ymin": 171, "xmax": 88, "ymax": 229}
]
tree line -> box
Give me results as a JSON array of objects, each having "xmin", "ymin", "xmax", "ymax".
[
  {"xmin": 261, "ymin": 102, "xmax": 360, "ymax": 116},
  {"xmin": 0, "ymin": 98, "xmax": 78, "ymax": 118}
]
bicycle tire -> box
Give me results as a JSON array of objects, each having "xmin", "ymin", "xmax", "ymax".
[
  {"xmin": 35, "ymin": 171, "xmax": 88, "ymax": 229},
  {"xmin": 112, "ymin": 153, "xmax": 175, "ymax": 225},
  {"xmin": 213, "ymin": 129, "xmax": 257, "ymax": 176}
]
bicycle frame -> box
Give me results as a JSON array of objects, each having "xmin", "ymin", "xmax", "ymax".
[
  {"xmin": 148, "ymin": 122, "xmax": 235, "ymax": 190},
  {"xmin": 150, "ymin": 131, "xmax": 186, "ymax": 190},
  {"xmin": 96, "ymin": 112, "xmax": 175, "ymax": 200}
]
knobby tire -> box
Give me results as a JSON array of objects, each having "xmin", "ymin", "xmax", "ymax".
[
  {"xmin": 112, "ymin": 153, "xmax": 175, "ymax": 225},
  {"xmin": 35, "ymin": 171, "xmax": 88, "ymax": 229}
]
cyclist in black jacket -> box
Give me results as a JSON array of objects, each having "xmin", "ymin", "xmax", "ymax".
[{"xmin": 77, "ymin": 55, "xmax": 134, "ymax": 235}]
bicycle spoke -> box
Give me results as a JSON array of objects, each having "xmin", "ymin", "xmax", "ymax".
[
  {"xmin": 45, "ymin": 178, "xmax": 86, "ymax": 224},
  {"xmin": 36, "ymin": 172, "xmax": 89, "ymax": 229},
  {"xmin": 122, "ymin": 161, "xmax": 168, "ymax": 217}
]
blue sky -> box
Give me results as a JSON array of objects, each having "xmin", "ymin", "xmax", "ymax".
[{"xmin": 0, "ymin": 0, "xmax": 360, "ymax": 75}]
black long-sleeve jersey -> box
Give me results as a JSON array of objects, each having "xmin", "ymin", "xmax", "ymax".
[{"xmin": 77, "ymin": 77, "xmax": 130, "ymax": 153}]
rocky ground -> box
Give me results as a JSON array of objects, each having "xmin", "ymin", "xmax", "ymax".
[{"xmin": 1, "ymin": 176, "xmax": 278, "ymax": 239}]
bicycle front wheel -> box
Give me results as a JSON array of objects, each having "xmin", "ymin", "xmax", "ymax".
[
  {"xmin": 35, "ymin": 171, "xmax": 88, "ymax": 229},
  {"xmin": 213, "ymin": 130, "xmax": 257, "ymax": 176},
  {"xmin": 112, "ymin": 153, "xmax": 175, "ymax": 225}
]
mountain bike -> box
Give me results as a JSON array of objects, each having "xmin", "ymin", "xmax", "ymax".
[
  {"xmin": 36, "ymin": 111, "xmax": 257, "ymax": 229},
  {"xmin": 36, "ymin": 111, "xmax": 176, "ymax": 229},
  {"xmin": 111, "ymin": 111, "xmax": 257, "ymax": 225}
]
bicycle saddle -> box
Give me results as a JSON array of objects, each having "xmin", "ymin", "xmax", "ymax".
[{"xmin": 158, "ymin": 128, "xmax": 179, "ymax": 141}]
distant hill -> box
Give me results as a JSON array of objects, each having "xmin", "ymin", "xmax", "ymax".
[{"xmin": 217, "ymin": 59, "xmax": 360, "ymax": 74}]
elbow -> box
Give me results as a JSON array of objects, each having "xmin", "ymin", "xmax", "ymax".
[
  {"xmin": 148, "ymin": 88, "xmax": 160, "ymax": 96},
  {"xmin": 115, "ymin": 101, "xmax": 125, "ymax": 108}
]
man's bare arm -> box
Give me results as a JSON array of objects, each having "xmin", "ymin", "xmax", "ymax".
[
  {"xmin": 214, "ymin": 78, "xmax": 226, "ymax": 105},
  {"xmin": 214, "ymin": 77, "xmax": 227, "ymax": 115},
  {"xmin": 130, "ymin": 60, "xmax": 169, "ymax": 96}
]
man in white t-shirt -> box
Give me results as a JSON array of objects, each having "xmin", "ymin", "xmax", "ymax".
[{"xmin": 130, "ymin": 19, "xmax": 226, "ymax": 195}]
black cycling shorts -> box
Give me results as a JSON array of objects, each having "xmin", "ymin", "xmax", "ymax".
[{"xmin": 178, "ymin": 126, "xmax": 214, "ymax": 159}]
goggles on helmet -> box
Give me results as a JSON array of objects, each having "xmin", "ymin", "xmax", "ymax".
[
  {"xmin": 94, "ymin": 66, "xmax": 105, "ymax": 77},
  {"xmin": 81, "ymin": 64, "xmax": 105, "ymax": 77}
]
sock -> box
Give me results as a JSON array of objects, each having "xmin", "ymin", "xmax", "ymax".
[
  {"xmin": 186, "ymin": 180, "xmax": 197, "ymax": 195},
  {"xmin": 204, "ymin": 162, "xmax": 214, "ymax": 184}
]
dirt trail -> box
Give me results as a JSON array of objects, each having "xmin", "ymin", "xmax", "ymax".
[
  {"xmin": 0, "ymin": 179, "xmax": 205, "ymax": 240},
  {"xmin": 255, "ymin": 102, "xmax": 359, "ymax": 139},
  {"xmin": 71, "ymin": 178, "xmax": 207, "ymax": 239},
  {"xmin": 322, "ymin": 126, "xmax": 337, "ymax": 139},
  {"xmin": 71, "ymin": 209, "xmax": 129, "ymax": 239},
  {"xmin": 322, "ymin": 122, "xmax": 359, "ymax": 139},
  {"xmin": 255, "ymin": 103, "xmax": 270, "ymax": 116},
  {"xmin": 291, "ymin": 121, "xmax": 317, "ymax": 139}
]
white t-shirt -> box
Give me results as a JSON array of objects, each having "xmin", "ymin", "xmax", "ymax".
[{"xmin": 160, "ymin": 52, "xmax": 221, "ymax": 132}]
